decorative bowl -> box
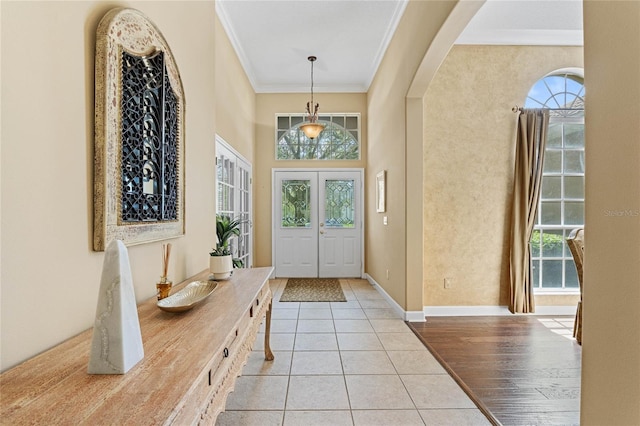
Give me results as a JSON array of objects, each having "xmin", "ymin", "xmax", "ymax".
[{"xmin": 157, "ymin": 280, "xmax": 218, "ymax": 313}]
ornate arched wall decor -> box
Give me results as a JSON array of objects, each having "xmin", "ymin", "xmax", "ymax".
[{"xmin": 94, "ymin": 8, "xmax": 185, "ymax": 251}]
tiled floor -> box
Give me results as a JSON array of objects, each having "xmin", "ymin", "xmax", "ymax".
[
  {"xmin": 216, "ymin": 278, "xmax": 491, "ymax": 426},
  {"xmin": 536, "ymin": 316, "xmax": 576, "ymax": 340}
]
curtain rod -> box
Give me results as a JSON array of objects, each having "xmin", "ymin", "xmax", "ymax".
[{"xmin": 512, "ymin": 105, "xmax": 585, "ymax": 113}]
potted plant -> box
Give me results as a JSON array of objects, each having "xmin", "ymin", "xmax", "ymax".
[{"xmin": 209, "ymin": 215, "xmax": 245, "ymax": 279}]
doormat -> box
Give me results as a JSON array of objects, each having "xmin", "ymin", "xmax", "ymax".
[{"xmin": 279, "ymin": 278, "xmax": 347, "ymax": 302}]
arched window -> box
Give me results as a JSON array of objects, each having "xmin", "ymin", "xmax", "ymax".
[
  {"xmin": 276, "ymin": 114, "xmax": 360, "ymax": 160},
  {"xmin": 526, "ymin": 70, "xmax": 585, "ymax": 292}
]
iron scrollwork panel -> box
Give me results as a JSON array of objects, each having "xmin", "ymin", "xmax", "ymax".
[{"xmin": 120, "ymin": 51, "xmax": 178, "ymax": 223}]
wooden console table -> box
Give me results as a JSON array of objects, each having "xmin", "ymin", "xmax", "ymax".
[{"xmin": 0, "ymin": 267, "xmax": 274, "ymax": 425}]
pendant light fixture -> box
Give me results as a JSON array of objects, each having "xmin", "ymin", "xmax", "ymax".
[{"xmin": 299, "ymin": 56, "xmax": 324, "ymax": 139}]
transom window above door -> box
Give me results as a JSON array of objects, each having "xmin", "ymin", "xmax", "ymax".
[{"xmin": 276, "ymin": 113, "xmax": 360, "ymax": 160}]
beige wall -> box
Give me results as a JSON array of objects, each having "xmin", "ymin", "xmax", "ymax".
[
  {"xmin": 215, "ymin": 14, "xmax": 255, "ymax": 163},
  {"xmin": 1, "ymin": 1, "xmax": 217, "ymax": 371},
  {"xmin": 582, "ymin": 2, "xmax": 640, "ymax": 424},
  {"xmin": 367, "ymin": 0, "xmax": 457, "ymax": 311},
  {"xmin": 423, "ymin": 45, "xmax": 582, "ymax": 307},
  {"xmin": 253, "ymin": 93, "xmax": 367, "ymax": 269}
]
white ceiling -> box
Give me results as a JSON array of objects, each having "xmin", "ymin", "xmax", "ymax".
[
  {"xmin": 456, "ymin": 0, "xmax": 583, "ymax": 46},
  {"xmin": 216, "ymin": 0, "xmax": 583, "ymax": 94}
]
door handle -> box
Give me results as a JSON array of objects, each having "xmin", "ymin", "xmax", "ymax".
[{"xmin": 320, "ymin": 230, "xmax": 324, "ymax": 235}]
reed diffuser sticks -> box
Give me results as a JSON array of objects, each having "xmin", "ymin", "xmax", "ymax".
[{"xmin": 161, "ymin": 243, "xmax": 172, "ymax": 280}]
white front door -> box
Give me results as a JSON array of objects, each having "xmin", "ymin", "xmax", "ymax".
[
  {"xmin": 273, "ymin": 170, "xmax": 362, "ymax": 278},
  {"xmin": 273, "ymin": 171, "xmax": 318, "ymax": 277},
  {"xmin": 318, "ymin": 171, "xmax": 361, "ymax": 277}
]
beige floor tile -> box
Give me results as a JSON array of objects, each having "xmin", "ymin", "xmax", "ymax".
[
  {"xmin": 340, "ymin": 351, "xmax": 396, "ymax": 375},
  {"xmin": 363, "ymin": 308, "xmax": 401, "ymax": 319},
  {"xmin": 297, "ymin": 319, "xmax": 335, "ymax": 333},
  {"xmin": 253, "ymin": 333, "xmax": 295, "ymax": 351},
  {"xmin": 216, "ymin": 410, "xmax": 284, "ymax": 426},
  {"xmin": 331, "ymin": 309, "xmax": 367, "ymax": 320},
  {"xmin": 352, "ymin": 409, "xmax": 424, "ymax": 426},
  {"xmin": 267, "ymin": 319, "xmax": 298, "ymax": 333},
  {"xmin": 221, "ymin": 279, "xmax": 492, "ymax": 425},
  {"xmin": 347, "ymin": 280, "xmax": 374, "ymax": 289},
  {"xmin": 345, "ymin": 375, "xmax": 415, "ymax": 410},
  {"xmin": 283, "ymin": 410, "xmax": 353, "ymax": 426},
  {"xmin": 294, "ymin": 333, "xmax": 339, "ymax": 351},
  {"xmin": 401, "ymin": 375, "xmax": 476, "ymax": 409},
  {"xmin": 286, "ymin": 375, "xmax": 350, "ymax": 410},
  {"xmin": 273, "ymin": 301, "xmax": 300, "ymax": 309},
  {"xmin": 241, "ymin": 350, "xmax": 292, "ymax": 376},
  {"xmin": 358, "ymin": 299, "xmax": 391, "ymax": 309},
  {"xmin": 291, "ymin": 351, "xmax": 343, "ymax": 375},
  {"xmin": 354, "ymin": 291, "xmax": 385, "ymax": 300},
  {"xmin": 369, "ymin": 319, "xmax": 412, "ymax": 333},
  {"xmin": 334, "ymin": 319, "xmax": 374, "ymax": 333},
  {"xmin": 300, "ymin": 301, "xmax": 331, "ymax": 309},
  {"xmin": 387, "ymin": 350, "xmax": 447, "ymax": 375},
  {"xmin": 331, "ymin": 300, "xmax": 362, "ymax": 309},
  {"xmin": 340, "ymin": 289, "xmax": 357, "ymax": 299},
  {"xmin": 376, "ymin": 332, "xmax": 428, "ymax": 351},
  {"xmin": 336, "ymin": 333, "xmax": 384, "ymax": 351},
  {"xmin": 419, "ymin": 408, "xmax": 492, "ymax": 425},
  {"xmin": 298, "ymin": 308, "xmax": 332, "ymax": 319},
  {"xmin": 224, "ymin": 375, "xmax": 288, "ymax": 410},
  {"xmin": 272, "ymin": 309, "xmax": 300, "ymax": 319}
]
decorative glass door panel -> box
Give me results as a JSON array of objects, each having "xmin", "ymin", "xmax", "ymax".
[
  {"xmin": 281, "ymin": 180, "xmax": 312, "ymax": 228},
  {"xmin": 324, "ymin": 180, "xmax": 355, "ymax": 228}
]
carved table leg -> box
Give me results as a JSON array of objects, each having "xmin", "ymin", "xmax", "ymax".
[{"xmin": 264, "ymin": 300, "xmax": 274, "ymax": 361}]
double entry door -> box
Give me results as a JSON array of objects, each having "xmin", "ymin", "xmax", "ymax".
[{"xmin": 273, "ymin": 170, "xmax": 363, "ymax": 278}]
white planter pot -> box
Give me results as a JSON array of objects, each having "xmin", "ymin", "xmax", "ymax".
[{"xmin": 209, "ymin": 255, "xmax": 233, "ymax": 280}]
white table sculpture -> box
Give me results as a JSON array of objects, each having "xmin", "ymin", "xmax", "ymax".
[{"xmin": 88, "ymin": 239, "xmax": 144, "ymax": 374}]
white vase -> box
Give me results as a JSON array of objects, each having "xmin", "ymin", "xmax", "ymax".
[{"xmin": 209, "ymin": 255, "xmax": 233, "ymax": 280}]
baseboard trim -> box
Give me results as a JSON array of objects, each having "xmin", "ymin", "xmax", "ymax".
[
  {"xmin": 424, "ymin": 305, "xmax": 577, "ymax": 317},
  {"xmin": 405, "ymin": 310, "xmax": 427, "ymax": 322},
  {"xmin": 365, "ymin": 274, "xmax": 425, "ymax": 322},
  {"xmin": 358, "ymin": 276, "xmax": 576, "ymax": 319}
]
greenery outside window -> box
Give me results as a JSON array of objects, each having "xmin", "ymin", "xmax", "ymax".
[
  {"xmin": 526, "ymin": 71, "xmax": 585, "ymax": 292},
  {"xmin": 276, "ymin": 114, "xmax": 360, "ymax": 160}
]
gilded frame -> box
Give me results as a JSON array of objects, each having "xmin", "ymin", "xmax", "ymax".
[{"xmin": 94, "ymin": 8, "xmax": 185, "ymax": 251}]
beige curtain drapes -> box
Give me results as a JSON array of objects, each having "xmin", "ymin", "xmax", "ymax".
[{"xmin": 509, "ymin": 109, "xmax": 549, "ymax": 313}]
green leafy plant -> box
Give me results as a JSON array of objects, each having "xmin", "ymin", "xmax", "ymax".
[
  {"xmin": 210, "ymin": 215, "xmax": 247, "ymax": 259},
  {"xmin": 530, "ymin": 230, "xmax": 565, "ymax": 255}
]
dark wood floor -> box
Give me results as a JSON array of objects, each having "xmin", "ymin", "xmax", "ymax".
[{"xmin": 407, "ymin": 316, "xmax": 581, "ymax": 426}]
